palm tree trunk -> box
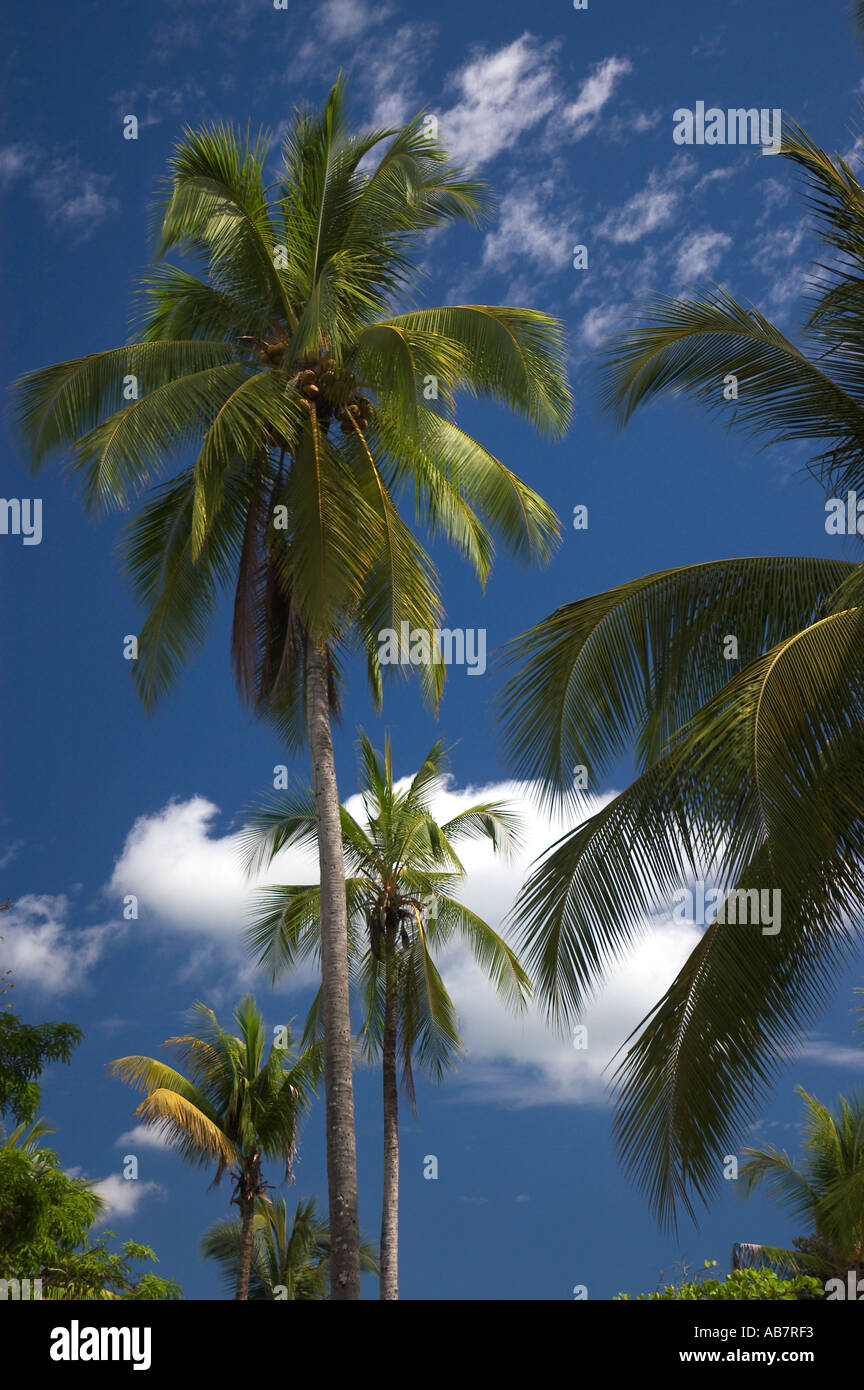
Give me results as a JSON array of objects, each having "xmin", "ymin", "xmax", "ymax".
[
  {"xmin": 305, "ymin": 640, "xmax": 361, "ymax": 1300},
  {"xmin": 235, "ymin": 1196, "xmax": 256, "ymax": 1301},
  {"xmin": 379, "ymin": 935, "xmax": 399, "ymax": 1300}
]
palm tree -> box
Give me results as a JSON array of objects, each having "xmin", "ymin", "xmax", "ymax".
[
  {"xmin": 738, "ymin": 1086, "xmax": 864, "ymax": 1284},
  {"xmin": 109, "ymin": 995, "xmax": 320, "ymax": 1299},
  {"xmin": 12, "ymin": 81, "xmax": 569, "ymax": 1296},
  {"xmin": 500, "ymin": 120, "xmax": 864, "ymax": 1229},
  {"xmin": 201, "ymin": 1193, "xmax": 378, "ymax": 1299},
  {"xmin": 241, "ymin": 733, "xmax": 530, "ymax": 1298}
]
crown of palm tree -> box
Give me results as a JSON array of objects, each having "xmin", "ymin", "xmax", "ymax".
[
  {"xmin": 201, "ymin": 1194, "xmax": 378, "ymax": 1299},
  {"xmin": 241, "ymin": 733, "xmax": 529, "ymax": 1093},
  {"xmin": 500, "ymin": 119, "xmax": 864, "ymax": 1230},
  {"xmin": 12, "ymin": 78, "xmax": 570, "ymax": 744},
  {"xmin": 109, "ymin": 996, "xmax": 321, "ymax": 1190},
  {"xmin": 740, "ymin": 1085, "xmax": 864, "ymax": 1279}
]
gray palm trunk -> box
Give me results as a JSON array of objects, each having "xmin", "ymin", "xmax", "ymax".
[
  {"xmin": 305, "ymin": 641, "xmax": 362, "ymax": 1299},
  {"xmin": 235, "ymin": 1195, "xmax": 256, "ymax": 1300},
  {"xmin": 234, "ymin": 1154, "xmax": 261, "ymax": 1301},
  {"xmin": 379, "ymin": 928, "xmax": 399, "ymax": 1299}
]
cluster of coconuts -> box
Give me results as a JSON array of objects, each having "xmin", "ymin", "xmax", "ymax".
[
  {"xmin": 294, "ymin": 363, "xmax": 372, "ymax": 434},
  {"xmin": 245, "ymin": 336, "xmax": 373, "ymax": 447}
]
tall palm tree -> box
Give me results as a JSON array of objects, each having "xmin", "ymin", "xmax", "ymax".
[
  {"xmin": 241, "ymin": 733, "xmax": 530, "ymax": 1299},
  {"xmin": 500, "ymin": 121, "xmax": 864, "ymax": 1229},
  {"xmin": 12, "ymin": 81, "xmax": 569, "ymax": 1295},
  {"xmin": 738, "ymin": 1086, "xmax": 864, "ymax": 1283},
  {"xmin": 201, "ymin": 1194, "xmax": 378, "ymax": 1299},
  {"xmin": 109, "ymin": 996, "xmax": 320, "ymax": 1300}
]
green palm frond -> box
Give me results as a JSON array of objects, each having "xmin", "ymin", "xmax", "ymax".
[{"xmin": 499, "ymin": 556, "xmax": 857, "ymax": 803}]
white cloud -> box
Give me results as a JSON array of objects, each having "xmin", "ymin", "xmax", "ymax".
[
  {"xmin": 481, "ymin": 177, "xmax": 573, "ymax": 274},
  {"xmin": 320, "ymin": 0, "xmax": 386, "ymax": 40},
  {"xmin": 104, "ymin": 777, "xmax": 715, "ymax": 1108},
  {"xmin": 674, "ymin": 228, "xmax": 732, "ymax": 282},
  {"xmin": 285, "ymin": 0, "xmax": 393, "ymax": 85},
  {"xmin": 116, "ymin": 1125, "xmax": 171, "ymax": 1152},
  {"xmin": 441, "ymin": 35, "xmax": 561, "ymax": 165},
  {"xmin": 695, "ymin": 165, "xmax": 739, "ymax": 192},
  {"xmin": 562, "ymin": 56, "xmax": 632, "ymax": 138},
  {"xmin": 23, "ymin": 156, "xmax": 119, "ymax": 233},
  {"xmin": 0, "ymin": 839, "xmax": 23, "ymax": 870},
  {"xmin": 0, "ymin": 894, "xmax": 120, "ymax": 995},
  {"xmin": 443, "ymin": 919, "xmax": 701, "ymax": 1106},
  {"xmin": 0, "ymin": 144, "xmax": 34, "ymax": 185},
  {"xmin": 799, "ymin": 1039, "xmax": 864, "ymax": 1069},
  {"xmin": 597, "ymin": 157, "xmax": 694, "ymax": 244},
  {"xmin": 440, "ymin": 41, "xmax": 631, "ymax": 167},
  {"xmin": 109, "ymin": 795, "xmax": 316, "ymax": 948},
  {"xmin": 362, "ymin": 23, "xmax": 435, "ymax": 129},
  {"xmin": 578, "ymin": 302, "xmax": 630, "ymax": 348},
  {"xmin": 90, "ymin": 1174, "xmax": 164, "ymax": 1223}
]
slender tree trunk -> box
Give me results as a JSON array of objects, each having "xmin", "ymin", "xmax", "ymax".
[
  {"xmin": 234, "ymin": 1160, "xmax": 260, "ymax": 1301},
  {"xmin": 305, "ymin": 640, "xmax": 361, "ymax": 1300},
  {"xmin": 379, "ymin": 933, "xmax": 399, "ymax": 1300}
]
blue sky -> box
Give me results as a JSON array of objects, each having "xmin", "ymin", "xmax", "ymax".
[{"xmin": 2, "ymin": 0, "xmax": 864, "ymax": 1299}]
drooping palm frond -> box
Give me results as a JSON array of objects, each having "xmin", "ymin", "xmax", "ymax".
[
  {"xmin": 508, "ymin": 599, "xmax": 864, "ymax": 1226},
  {"xmin": 499, "ymin": 557, "xmax": 857, "ymax": 805}
]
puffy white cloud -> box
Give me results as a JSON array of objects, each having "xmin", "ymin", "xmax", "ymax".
[
  {"xmin": 0, "ymin": 894, "xmax": 120, "ymax": 995},
  {"xmin": 115, "ymin": 1125, "xmax": 171, "ymax": 1152},
  {"xmin": 442, "ymin": 919, "xmax": 701, "ymax": 1106},
  {"xmin": 90, "ymin": 1174, "xmax": 164, "ymax": 1223},
  {"xmin": 103, "ymin": 778, "xmax": 732, "ymax": 1108}
]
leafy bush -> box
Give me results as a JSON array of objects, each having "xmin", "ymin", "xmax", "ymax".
[{"xmin": 616, "ymin": 1265, "xmax": 824, "ymax": 1301}]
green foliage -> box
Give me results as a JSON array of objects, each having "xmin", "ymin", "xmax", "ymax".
[
  {"xmin": 110, "ymin": 995, "xmax": 321, "ymax": 1185},
  {"xmin": 616, "ymin": 1267, "xmax": 824, "ymax": 1301},
  {"xmin": 11, "ymin": 81, "xmax": 570, "ymax": 746},
  {"xmin": 0, "ymin": 1140, "xmax": 100, "ymax": 1276},
  {"xmin": 0, "ymin": 1013, "xmax": 83, "ymax": 1125},
  {"xmin": 0, "ymin": 1138, "xmax": 180, "ymax": 1299},
  {"xmin": 201, "ymin": 1194, "xmax": 378, "ymax": 1299},
  {"xmin": 740, "ymin": 1085, "xmax": 864, "ymax": 1280},
  {"xmin": 242, "ymin": 733, "xmax": 529, "ymax": 1093},
  {"xmin": 502, "ymin": 115, "xmax": 864, "ymax": 1230}
]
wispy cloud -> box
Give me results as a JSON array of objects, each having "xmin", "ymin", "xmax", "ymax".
[
  {"xmin": 562, "ymin": 56, "xmax": 633, "ymax": 139},
  {"xmin": 0, "ymin": 144, "xmax": 119, "ymax": 236},
  {"xmin": 597, "ymin": 157, "xmax": 695, "ymax": 244},
  {"xmin": 441, "ymin": 34, "xmax": 561, "ymax": 166},
  {"xmin": 481, "ymin": 176, "xmax": 574, "ymax": 275},
  {"xmin": 674, "ymin": 228, "xmax": 732, "ymax": 282}
]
